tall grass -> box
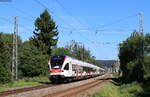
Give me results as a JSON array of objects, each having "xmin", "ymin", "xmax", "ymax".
[
  {"xmin": 92, "ymin": 82, "xmax": 143, "ymax": 97},
  {"xmin": 0, "ymin": 76, "xmax": 50, "ymax": 92}
]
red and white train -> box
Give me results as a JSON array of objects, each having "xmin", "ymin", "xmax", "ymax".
[{"xmin": 48, "ymin": 55, "xmax": 105, "ymax": 83}]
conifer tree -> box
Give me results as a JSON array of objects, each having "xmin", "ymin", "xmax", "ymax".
[{"xmin": 33, "ymin": 9, "xmax": 59, "ymax": 55}]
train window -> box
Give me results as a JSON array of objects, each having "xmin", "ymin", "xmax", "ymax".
[
  {"xmin": 72, "ymin": 64, "xmax": 76, "ymax": 71},
  {"xmin": 64, "ymin": 63, "xmax": 69, "ymax": 70},
  {"xmin": 50, "ymin": 55, "xmax": 65, "ymax": 69}
]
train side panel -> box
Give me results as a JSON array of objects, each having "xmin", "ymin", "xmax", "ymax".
[{"xmin": 48, "ymin": 55, "xmax": 105, "ymax": 83}]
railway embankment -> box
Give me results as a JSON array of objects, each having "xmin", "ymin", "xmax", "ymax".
[
  {"xmin": 0, "ymin": 74, "xmax": 111, "ymax": 97},
  {"xmin": 92, "ymin": 74, "xmax": 150, "ymax": 97},
  {"xmin": 0, "ymin": 77, "xmax": 50, "ymax": 93}
]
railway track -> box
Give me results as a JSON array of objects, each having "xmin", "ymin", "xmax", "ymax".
[
  {"xmin": 0, "ymin": 74, "xmax": 111, "ymax": 97},
  {"xmin": 43, "ymin": 74, "xmax": 111, "ymax": 97},
  {"xmin": 43, "ymin": 80, "xmax": 104, "ymax": 97},
  {"xmin": 0, "ymin": 84, "xmax": 60, "ymax": 97}
]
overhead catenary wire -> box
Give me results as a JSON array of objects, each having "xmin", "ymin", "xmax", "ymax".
[
  {"xmin": 54, "ymin": 0, "xmax": 98, "ymax": 45},
  {"xmin": 54, "ymin": 0, "xmax": 85, "ymax": 26},
  {"xmin": 34, "ymin": 0, "xmax": 85, "ymax": 42},
  {"xmin": 50, "ymin": 1, "xmax": 138, "ymax": 35},
  {"xmin": 3, "ymin": 0, "xmax": 139, "ymax": 35},
  {"xmin": 95, "ymin": 14, "xmax": 138, "ymax": 34},
  {"xmin": 33, "ymin": 0, "xmax": 96, "ymax": 45},
  {"xmin": 54, "ymin": 0, "xmax": 95, "ymax": 37},
  {"xmin": 59, "ymin": 14, "xmax": 138, "ymax": 34},
  {"xmin": 1, "ymin": 3, "xmax": 35, "ymax": 33},
  {"xmin": 0, "ymin": 0, "xmax": 123, "ymax": 63},
  {"xmin": 7, "ymin": 0, "xmax": 135, "ymax": 44},
  {"xmin": 50, "ymin": 0, "xmax": 138, "ymax": 46},
  {"xmin": 54, "ymin": 0, "xmax": 135, "ymax": 43},
  {"xmin": 4, "ymin": 4, "xmax": 35, "ymax": 22},
  {"xmin": 1, "ymin": 1, "xmax": 138, "ymax": 47},
  {"xmin": 93, "ymin": 14, "xmax": 139, "ymax": 46},
  {"xmin": 0, "ymin": 17, "xmax": 33, "ymax": 33},
  {"xmin": 33, "ymin": 0, "xmax": 75, "ymax": 30}
]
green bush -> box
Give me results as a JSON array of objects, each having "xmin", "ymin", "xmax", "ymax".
[
  {"xmin": 0, "ymin": 66, "xmax": 11, "ymax": 83},
  {"xmin": 0, "ymin": 33, "xmax": 14, "ymax": 83},
  {"xmin": 19, "ymin": 42, "xmax": 49, "ymax": 77},
  {"xmin": 119, "ymin": 31, "xmax": 145, "ymax": 83},
  {"xmin": 92, "ymin": 82, "xmax": 143, "ymax": 97}
]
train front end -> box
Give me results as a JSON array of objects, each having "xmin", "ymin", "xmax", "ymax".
[{"xmin": 48, "ymin": 55, "xmax": 67, "ymax": 83}]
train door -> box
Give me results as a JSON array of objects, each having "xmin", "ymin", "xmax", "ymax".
[
  {"xmin": 63, "ymin": 62, "xmax": 72, "ymax": 77},
  {"xmin": 64, "ymin": 63, "xmax": 69, "ymax": 75}
]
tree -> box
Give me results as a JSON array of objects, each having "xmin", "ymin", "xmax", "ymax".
[
  {"xmin": 65, "ymin": 40, "xmax": 90, "ymax": 60},
  {"xmin": 119, "ymin": 31, "xmax": 144, "ymax": 82},
  {"xmin": 19, "ymin": 41, "xmax": 49, "ymax": 77},
  {"xmin": 0, "ymin": 33, "xmax": 11, "ymax": 83},
  {"xmin": 32, "ymin": 9, "xmax": 59, "ymax": 55},
  {"xmin": 51, "ymin": 47, "xmax": 73, "ymax": 57},
  {"xmin": 0, "ymin": 33, "xmax": 21, "ymax": 83},
  {"xmin": 144, "ymin": 34, "xmax": 150, "ymax": 78},
  {"xmin": 65, "ymin": 40, "xmax": 100, "ymax": 65}
]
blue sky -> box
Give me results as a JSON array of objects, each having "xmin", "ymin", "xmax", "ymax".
[{"xmin": 0, "ymin": 0, "xmax": 149, "ymax": 60}]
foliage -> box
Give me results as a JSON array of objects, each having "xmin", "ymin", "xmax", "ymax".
[
  {"xmin": 96, "ymin": 60, "xmax": 116, "ymax": 67},
  {"xmin": 51, "ymin": 47, "xmax": 73, "ymax": 56},
  {"xmin": 0, "ymin": 10, "xmax": 101, "ymax": 84},
  {"xmin": 0, "ymin": 10, "xmax": 60, "ymax": 83},
  {"xmin": 0, "ymin": 76, "xmax": 49, "ymax": 92},
  {"xmin": 65, "ymin": 40, "xmax": 101, "ymax": 66},
  {"xmin": 92, "ymin": 82, "xmax": 143, "ymax": 97},
  {"xmin": 0, "ymin": 33, "xmax": 13, "ymax": 83},
  {"xmin": 0, "ymin": 32, "xmax": 50, "ymax": 83},
  {"xmin": 0, "ymin": 66, "xmax": 11, "ymax": 84},
  {"xmin": 144, "ymin": 34, "xmax": 150, "ymax": 78},
  {"xmin": 119, "ymin": 31, "xmax": 144, "ymax": 82},
  {"xmin": 32, "ymin": 9, "xmax": 59, "ymax": 55},
  {"xmin": 119, "ymin": 31, "xmax": 150, "ymax": 84},
  {"xmin": 19, "ymin": 41, "xmax": 49, "ymax": 77}
]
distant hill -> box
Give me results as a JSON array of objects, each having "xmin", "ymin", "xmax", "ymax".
[{"xmin": 96, "ymin": 60, "xmax": 117, "ymax": 68}]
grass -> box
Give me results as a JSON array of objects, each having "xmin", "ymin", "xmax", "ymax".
[
  {"xmin": 0, "ymin": 76, "xmax": 50, "ymax": 92},
  {"xmin": 92, "ymin": 73, "xmax": 150, "ymax": 97},
  {"xmin": 92, "ymin": 82, "xmax": 143, "ymax": 97},
  {"xmin": 112, "ymin": 73, "xmax": 120, "ymax": 78}
]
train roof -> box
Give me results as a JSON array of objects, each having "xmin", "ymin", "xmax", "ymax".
[
  {"xmin": 51, "ymin": 54, "xmax": 105, "ymax": 71},
  {"xmin": 65, "ymin": 55, "xmax": 104, "ymax": 71}
]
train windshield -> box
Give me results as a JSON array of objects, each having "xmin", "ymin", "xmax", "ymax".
[{"xmin": 50, "ymin": 55, "xmax": 65, "ymax": 69}]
